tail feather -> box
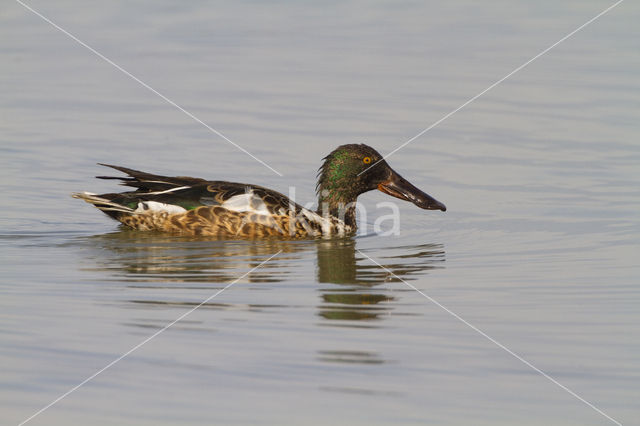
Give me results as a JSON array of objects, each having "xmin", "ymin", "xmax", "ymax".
[{"xmin": 72, "ymin": 192, "xmax": 134, "ymax": 219}]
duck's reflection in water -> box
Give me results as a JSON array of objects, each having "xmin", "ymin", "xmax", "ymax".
[
  {"xmin": 77, "ymin": 230, "xmax": 444, "ymax": 330},
  {"xmin": 78, "ymin": 229, "xmax": 308, "ymax": 284},
  {"xmin": 77, "ymin": 230, "xmax": 444, "ymax": 369},
  {"xmin": 315, "ymin": 238, "xmax": 445, "ymax": 327}
]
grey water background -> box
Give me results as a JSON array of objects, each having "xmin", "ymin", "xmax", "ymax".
[{"xmin": 1, "ymin": 1, "xmax": 639, "ymax": 425}]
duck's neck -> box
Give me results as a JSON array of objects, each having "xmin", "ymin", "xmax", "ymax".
[
  {"xmin": 316, "ymin": 187, "xmax": 358, "ymax": 228},
  {"xmin": 315, "ymin": 152, "xmax": 365, "ymax": 229}
]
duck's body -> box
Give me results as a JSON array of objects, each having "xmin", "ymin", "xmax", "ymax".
[
  {"xmin": 74, "ymin": 167, "xmax": 350, "ymax": 238},
  {"xmin": 73, "ymin": 144, "xmax": 445, "ymax": 239}
]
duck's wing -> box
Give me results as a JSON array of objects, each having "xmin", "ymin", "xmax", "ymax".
[
  {"xmin": 93, "ymin": 164, "xmax": 302, "ymax": 215},
  {"xmin": 203, "ymin": 182, "xmax": 301, "ymax": 216}
]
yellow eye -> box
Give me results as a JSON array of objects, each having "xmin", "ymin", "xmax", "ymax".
[{"xmin": 363, "ymin": 157, "xmax": 372, "ymax": 164}]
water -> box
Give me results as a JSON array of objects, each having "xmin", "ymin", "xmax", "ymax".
[{"xmin": 1, "ymin": 1, "xmax": 639, "ymax": 425}]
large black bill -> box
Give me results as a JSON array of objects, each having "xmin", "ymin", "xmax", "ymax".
[{"xmin": 378, "ymin": 171, "xmax": 446, "ymax": 211}]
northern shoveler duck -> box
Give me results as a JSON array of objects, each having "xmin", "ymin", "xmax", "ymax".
[{"xmin": 73, "ymin": 144, "xmax": 445, "ymax": 238}]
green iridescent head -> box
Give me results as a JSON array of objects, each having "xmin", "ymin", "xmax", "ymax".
[
  {"xmin": 316, "ymin": 144, "xmax": 385, "ymax": 206},
  {"xmin": 316, "ymin": 144, "xmax": 446, "ymax": 225}
]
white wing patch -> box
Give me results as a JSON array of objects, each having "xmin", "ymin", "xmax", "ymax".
[
  {"xmin": 222, "ymin": 188, "xmax": 271, "ymax": 215},
  {"xmin": 220, "ymin": 188, "xmax": 350, "ymax": 237},
  {"xmin": 135, "ymin": 201, "xmax": 187, "ymax": 214}
]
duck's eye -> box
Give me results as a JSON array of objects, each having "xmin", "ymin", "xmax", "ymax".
[{"xmin": 363, "ymin": 157, "xmax": 372, "ymax": 164}]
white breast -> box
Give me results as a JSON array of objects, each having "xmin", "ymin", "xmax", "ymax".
[{"xmin": 301, "ymin": 208, "xmax": 349, "ymax": 237}]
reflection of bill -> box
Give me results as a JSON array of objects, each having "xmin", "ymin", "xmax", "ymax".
[{"xmin": 316, "ymin": 239, "xmax": 445, "ymax": 324}]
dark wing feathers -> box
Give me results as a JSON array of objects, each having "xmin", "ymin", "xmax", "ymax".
[
  {"xmin": 97, "ymin": 163, "xmax": 206, "ymax": 192},
  {"xmin": 95, "ymin": 164, "xmax": 301, "ymax": 214}
]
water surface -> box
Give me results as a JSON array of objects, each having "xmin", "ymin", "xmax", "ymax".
[{"xmin": 1, "ymin": 1, "xmax": 639, "ymax": 425}]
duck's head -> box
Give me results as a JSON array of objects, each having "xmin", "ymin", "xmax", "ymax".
[{"xmin": 316, "ymin": 144, "xmax": 446, "ymax": 217}]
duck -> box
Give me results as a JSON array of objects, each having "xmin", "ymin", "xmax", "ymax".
[{"xmin": 72, "ymin": 144, "xmax": 445, "ymax": 238}]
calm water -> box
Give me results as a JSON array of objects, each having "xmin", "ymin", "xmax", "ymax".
[{"xmin": 1, "ymin": 1, "xmax": 639, "ymax": 425}]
